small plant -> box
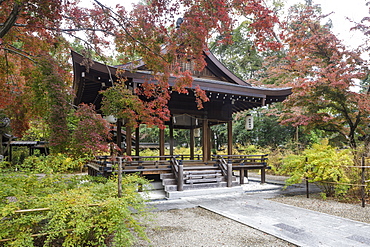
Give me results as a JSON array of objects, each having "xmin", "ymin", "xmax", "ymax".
[
  {"xmin": 0, "ymin": 173, "xmax": 151, "ymax": 246},
  {"xmin": 280, "ymin": 139, "xmax": 354, "ymax": 197}
]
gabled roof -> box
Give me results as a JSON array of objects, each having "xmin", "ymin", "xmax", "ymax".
[
  {"xmin": 115, "ymin": 49, "xmax": 250, "ymax": 86},
  {"xmin": 71, "ymin": 50, "xmax": 291, "ymax": 123}
]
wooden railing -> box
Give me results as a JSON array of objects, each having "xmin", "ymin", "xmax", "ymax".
[
  {"xmin": 173, "ymin": 154, "xmax": 202, "ymax": 160},
  {"xmin": 88, "ymin": 154, "xmax": 269, "ymax": 187},
  {"xmin": 215, "ymin": 155, "xmax": 233, "ymax": 187},
  {"xmin": 213, "ymin": 154, "xmax": 268, "ymax": 166},
  {"xmin": 171, "ymin": 156, "xmax": 184, "ymax": 191},
  {"xmin": 214, "ymin": 154, "xmax": 269, "ymax": 184}
]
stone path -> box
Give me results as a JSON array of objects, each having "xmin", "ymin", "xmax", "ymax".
[{"xmin": 145, "ymin": 174, "xmax": 370, "ymax": 246}]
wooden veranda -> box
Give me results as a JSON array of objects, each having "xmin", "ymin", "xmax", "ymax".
[{"xmin": 72, "ymin": 49, "xmax": 291, "ymax": 192}]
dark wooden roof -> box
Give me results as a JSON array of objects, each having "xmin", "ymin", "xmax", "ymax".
[{"xmin": 71, "ymin": 50, "xmax": 291, "ymax": 126}]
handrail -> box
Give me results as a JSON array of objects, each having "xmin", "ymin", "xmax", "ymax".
[
  {"xmin": 170, "ymin": 156, "xmax": 184, "ymax": 191},
  {"xmin": 215, "ymin": 155, "xmax": 228, "ymax": 176},
  {"xmin": 174, "ymin": 154, "xmax": 202, "ymax": 160},
  {"xmin": 213, "ymin": 154, "xmax": 268, "ymax": 166},
  {"xmin": 214, "ymin": 154, "xmax": 268, "ymax": 157},
  {"xmin": 213, "ymin": 154, "xmax": 268, "ymax": 160},
  {"xmin": 215, "ymin": 155, "xmax": 232, "ymax": 187}
]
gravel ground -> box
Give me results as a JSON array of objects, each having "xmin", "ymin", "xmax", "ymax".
[{"xmin": 134, "ymin": 207, "xmax": 296, "ymax": 247}]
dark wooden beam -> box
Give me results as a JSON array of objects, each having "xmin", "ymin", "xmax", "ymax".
[
  {"xmin": 159, "ymin": 128, "xmax": 165, "ymax": 158},
  {"xmin": 117, "ymin": 119, "xmax": 122, "ymax": 155},
  {"xmin": 190, "ymin": 128, "xmax": 195, "ymax": 160},
  {"xmin": 227, "ymin": 120, "xmax": 233, "ymax": 156},
  {"xmin": 135, "ymin": 126, "xmax": 140, "ymax": 156},
  {"xmin": 126, "ymin": 123, "xmax": 132, "ymax": 156},
  {"xmin": 202, "ymin": 119, "xmax": 209, "ymax": 162},
  {"xmin": 169, "ymin": 117, "xmax": 174, "ymax": 156}
]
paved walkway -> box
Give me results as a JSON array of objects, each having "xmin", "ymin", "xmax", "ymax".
[{"xmin": 146, "ymin": 175, "xmax": 370, "ymax": 247}]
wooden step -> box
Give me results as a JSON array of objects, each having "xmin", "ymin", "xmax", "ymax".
[
  {"xmin": 183, "ymin": 166, "xmax": 219, "ymax": 170},
  {"xmin": 185, "ymin": 177, "xmax": 222, "ymax": 184}
]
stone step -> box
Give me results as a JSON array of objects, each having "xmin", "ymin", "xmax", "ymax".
[
  {"xmin": 165, "ymin": 185, "xmax": 244, "ymax": 199},
  {"xmin": 185, "ymin": 177, "xmax": 222, "ymax": 184},
  {"xmin": 160, "ymin": 173, "xmax": 175, "ymax": 180},
  {"xmin": 162, "ymin": 178, "xmax": 177, "ymax": 185},
  {"xmin": 164, "ymin": 180, "xmax": 239, "ymax": 192}
]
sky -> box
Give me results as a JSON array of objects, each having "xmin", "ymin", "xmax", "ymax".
[
  {"xmin": 86, "ymin": 0, "xmax": 369, "ymax": 49},
  {"xmin": 287, "ymin": 0, "xmax": 369, "ymax": 48}
]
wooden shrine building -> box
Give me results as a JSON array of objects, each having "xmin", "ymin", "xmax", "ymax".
[{"xmin": 72, "ymin": 50, "xmax": 291, "ymax": 193}]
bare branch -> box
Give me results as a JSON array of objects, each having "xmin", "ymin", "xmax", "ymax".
[
  {"xmin": 0, "ymin": 23, "xmax": 27, "ymax": 28},
  {"xmin": 1, "ymin": 47, "xmax": 36, "ymax": 63},
  {"xmin": 58, "ymin": 28, "xmax": 115, "ymax": 36},
  {"xmin": 0, "ymin": 2, "xmax": 21, "ymax": 38},
  {"xmin": 92, "ymin": 0, "xmax": 168, "ymax": 62}
]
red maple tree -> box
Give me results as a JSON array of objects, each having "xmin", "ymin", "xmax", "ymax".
[{"xmin": 259, "ymin": 4, "xmax": 370, "ymax": 150}]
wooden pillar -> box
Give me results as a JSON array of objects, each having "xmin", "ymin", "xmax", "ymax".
[
  {"xmin": 159, "ymin": 128, "xmax": 165, "ymax": 157},
  {"xmin": 227, "ymin": 120, "xmax": 233, "ymax": 156},
  {"xmin": 208, "ymin": 124, "xmax": 212, "ymax": 158},
  {"xmin": 239, "ymin": 169, "xmax": 245, "ymax": 185},
  {"xmin": 126, "ymin": 123, "xmax": 132, "ymax": 156},
  {"xmin": 169, "ymin": 117, "xmax": 174, "ymax": 156},
  {"xmin": 9, "ymin": 145, "xmax": 12, "ymax": 162},
  {"xmin": 202, "ymin": 119, "xmax": 209, "ymax": 162},
  {"xmin": 117, "ymin": 118, "xmax": 122, "ymax": 155},
  {"xmin": 190, "ymin": 128, "xmax": 195, "ymax": 160},
  {"xmin": 135, "ymin": 126, "xmax": 140, "ymax": 156}
]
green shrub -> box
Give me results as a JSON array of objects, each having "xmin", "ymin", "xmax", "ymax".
[
  {"xmin": 0, "ymin": 173, "xmax": 150, "ymax": 246},
  {"xmin": 21, "ymin": 154, "xmax": 89, "ymax": 173},
  {"xmin": 280, "ymin": 139, "xmax": 354, "ymax": 197}
]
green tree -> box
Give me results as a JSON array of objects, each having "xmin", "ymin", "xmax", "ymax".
[
  {"xmin": 210, "ymin": 21, "xmax": 264, "ymax": 80},
  {"xmin": 233, "ymin": 109, "xmax": 296, "ymax": 147}
]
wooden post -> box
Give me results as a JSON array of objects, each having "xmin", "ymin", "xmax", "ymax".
[
  {"xmin": 202, "ymin": 119, "xmax": 209, "ymax": 162},
  {"xmin": 169, "ymin": 117, "xmax": 174, "ymax": 156},
  {"xmin": 361, "ymin": 155, "xmax": 366, "ymax": 208},
  {"xmin": 261, "ymin": 167, "xmax": 266, "ymax": 184},
  {"xmin": 227, "ymin": 163, "xmax": 233, "ymax": 187},
  {"xmin": 118, "ymin": 157, "xmax": 122, "ymax": 198},
  {"xmin": 126, "ymin": 124, "xmax": 132, "ymax": 156},
  {"xmin": 208, "ymin": 125, "xmax": 212, "ymax": 158},
  {"xmin": 178, "ymin": 163, "xmax": 184, "ymax": 191},
  {"xmin": 227, "ymin": 120, "xmax": 233, "ymax": 156},
  {"xmin": 190, "ymin": 128, "xmax": 195, "ymax": 160},
  {"xmin": 116, "ymin": 118, "xmax": 122, "ymax": 154},
  {"xmin": 239, "ymin": 169, "xmax": 245, "ymax": 185},
  {"xmin": 135, "ymin": 126, "xmax": 140, "ymax": 156},
  {"xmin": 305, "ymin": 157, "xmax": 309, "ymax": 198},
  {"xmin": 9, "ymin": 145, "xmax": 12, "ymax": 162},
  {"xmin": 159, "ymin": 128, "xmax": 165, "ymax": 157}
]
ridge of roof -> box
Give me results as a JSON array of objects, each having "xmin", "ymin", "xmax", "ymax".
[
  {"xmin": 203, "ymin": 49, "xmax": 251, "ymax": 86},
  {"xmin": 109, "ymin": 49, "xmax": 252, "ymax": 86}
]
